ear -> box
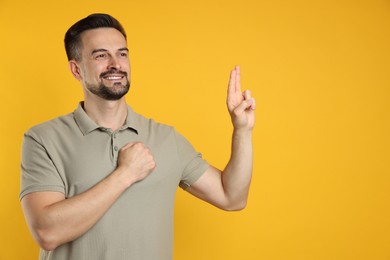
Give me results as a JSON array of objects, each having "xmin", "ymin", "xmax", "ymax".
[{"xmin": 68, "ymin": 60, "xmax": 82, "ymax": 80}]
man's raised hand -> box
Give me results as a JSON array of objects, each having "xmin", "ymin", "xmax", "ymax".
[{"xmin": 227, "ymin": 66, "xmax": 256, "ymax": 131}]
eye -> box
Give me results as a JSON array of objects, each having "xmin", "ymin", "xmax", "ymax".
[
  {"xmin": 95, "ymin": 53, "xmax": 107, "ymax": 60},
  {"xmin": 119, "ymin": 52, "xmax": 128, "ymax": 58}
]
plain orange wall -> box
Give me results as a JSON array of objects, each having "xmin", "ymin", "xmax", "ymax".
[{"xmin": 1, "ymin": 0, "xmax": 389, "ymax": 259}]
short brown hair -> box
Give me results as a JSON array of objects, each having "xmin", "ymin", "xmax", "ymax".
[{"xmin": 64, "ymin": 13, "xmax": 127, "ymax": 61}]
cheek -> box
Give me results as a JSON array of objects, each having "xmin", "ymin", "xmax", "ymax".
[
  {"xmin": 84, "ymin": 66, "xmax": 104, "ymax": 80},
  {"xmin": 122, "ymin": 63, "xmax": 131, "ymax": 74}
]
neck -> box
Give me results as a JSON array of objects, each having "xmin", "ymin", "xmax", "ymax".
[{"xmin": 83, "ymin": 97, "xmax": 128, "ymax": 131}]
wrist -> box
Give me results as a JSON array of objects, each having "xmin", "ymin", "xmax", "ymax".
[
  {"xmin": 111, "ymin": 166, "xmax": 136, "ymax": 189},
  {"xmin": 233, "ymin": 127, "xmax": 253, "ymax": 137}
]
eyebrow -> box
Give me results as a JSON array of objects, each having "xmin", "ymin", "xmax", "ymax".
[{"xmin": 91, "ymin": 47, "xmax": 129, "ymax": 55}]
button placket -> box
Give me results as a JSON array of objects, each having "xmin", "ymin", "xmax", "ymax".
[{"xmin": 112, "ymin": 132, "xmax": 119, "ymax": 161}]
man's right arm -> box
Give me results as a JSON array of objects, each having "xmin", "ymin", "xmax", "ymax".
[{"xmin": 21, "ymin": 142, "xmax": 155, "ymax": 251}]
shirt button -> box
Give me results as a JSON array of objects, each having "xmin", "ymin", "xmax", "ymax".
[
  {"xmin": 113, "ymin": 134, "xmax": 117, "ymax": 138},
  {"xmin": 114, "ymin": 146, "xmax": 118, "ymax": 151}
]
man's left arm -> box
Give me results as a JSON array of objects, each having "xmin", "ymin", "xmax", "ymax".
[{"xmin": 186, "ymin": 66, "xmax": 256, "ymax": 211}]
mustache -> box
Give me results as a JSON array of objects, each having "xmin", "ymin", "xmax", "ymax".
[{"xmin": 100, "ymin": 69, "xmax": 128, "ymax": 78}]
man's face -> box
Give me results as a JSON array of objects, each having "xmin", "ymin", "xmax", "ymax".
[{"xmin": 75, "ymin": 28, "xmax": 130, "ymax": 100}]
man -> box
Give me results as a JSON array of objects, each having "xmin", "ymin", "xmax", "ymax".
[{"xmin": 20, "ymin": 13, "xmax": 255, "ymax": 259}]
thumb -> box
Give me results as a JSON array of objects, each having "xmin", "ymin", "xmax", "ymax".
[
  {"xmin": 120, "ymin": 142, "xmax": 136, "ymax": 151},
  {"xmin": 233, "ymin": 99, "xmax": 255, "ymax": 116}
]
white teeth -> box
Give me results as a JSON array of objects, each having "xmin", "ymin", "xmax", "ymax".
[{"xmin": 106, "ymin": 76, "xmax": 122, "ymax": 80}]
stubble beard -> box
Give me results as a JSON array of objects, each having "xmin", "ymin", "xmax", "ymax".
[{"xmin": 86, "ymin": 71, "xmax": 130, "ymax": 101}]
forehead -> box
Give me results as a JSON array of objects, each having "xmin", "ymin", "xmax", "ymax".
[{"xmin": 80, "ymin": 28, "xmax": 127, "ymax": 52}]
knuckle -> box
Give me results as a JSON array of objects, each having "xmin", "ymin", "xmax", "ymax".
[
  {"xmin": 150, "ymin": 161, "xmax": 156, "ymax": 169},
  {"xmin": 133, "ymin": 142, "xmax": 142, "ymax": 148},
  {"xmin": 233, "ymin": 107, "xmax": 242, "ymax": 116}
]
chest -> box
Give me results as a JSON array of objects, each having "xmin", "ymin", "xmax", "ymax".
[{"xmin": 49, "ymin": 129, "xmax": 181, "ymax": 197}]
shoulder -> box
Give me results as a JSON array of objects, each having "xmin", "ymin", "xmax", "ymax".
[{"xmin": 25, "ymin": 112, "xmax": 76, "ymax": 142}]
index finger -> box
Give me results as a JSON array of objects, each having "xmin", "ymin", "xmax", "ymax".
[
  {"xmin": 228, "ymin": 65, "xmax": 241, "ymax": 96},
  {"xmin": 235, "ymin": 65, "xmax": 241, "ymax": 93},
  {"xmin": 120, "ymin": 142, "xmax": 136, "ymax": 151}
]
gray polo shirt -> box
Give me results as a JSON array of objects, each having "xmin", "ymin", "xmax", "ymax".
[{"xmin": 20, "ymin": 103, "xmax": 208, "ymax": 260}]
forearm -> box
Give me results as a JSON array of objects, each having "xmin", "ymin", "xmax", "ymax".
[
  {"xmin": 23, "ymin": 168, "xmax": 132, "ymax": 251},
  {"xmin": 222, "ymin": 128, "xmax": 253, "ymax": 209}
]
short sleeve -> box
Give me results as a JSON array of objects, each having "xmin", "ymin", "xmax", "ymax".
[
  {"xmin": 173, "ymin": 129, "xmax": 209, "ymax": 190},
  {"xmin": 19, "ymin": 131, "xmax": 65, "ymax": 200}
]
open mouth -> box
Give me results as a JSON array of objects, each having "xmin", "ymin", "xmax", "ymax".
[
  {"xmin": 103, "ymin": 75, "xmax": 125, "ymax": 80},
  {"xmin": 100, "ymin": 70, "xmax": 127, "ymax": 82}
]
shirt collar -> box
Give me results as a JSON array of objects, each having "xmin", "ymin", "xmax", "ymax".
[
  {"xmin": 122, "ymin": 106, "xmax": 139, "ymax": 134},
  {"xmin": 74, "ymin": 102, "xmax": 139, "ymax": 135}
]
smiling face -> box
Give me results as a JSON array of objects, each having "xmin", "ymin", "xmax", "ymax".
[{"xmin": 69, "ymin": 27, "xmax": 131, "ymax": 101}]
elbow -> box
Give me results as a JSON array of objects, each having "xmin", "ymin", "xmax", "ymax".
[
  {"xmin": 39, "ymin": 240, "xmax": 59, "ymax": 252},
  {"xmin": 40, "ymin": 241, "xmax": 58, "ymax": 252},
  {"xmin": 221, "ymin": 199, "xmax": 248, "ymax": 212},
  {"xmin": 228, "ymin": 202, "xmax": 247, "ymax": 211},
  {"xmin": 33, "ymin": 227, "xmax": 61, "ymax": 251}
]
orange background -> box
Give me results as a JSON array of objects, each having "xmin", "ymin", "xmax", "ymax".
[{"xmin": 0, "ymin": 0, "xmax": 389, "ymax": 259}]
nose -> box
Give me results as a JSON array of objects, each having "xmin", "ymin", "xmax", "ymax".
[{"xmin": 108, "ymin": 56, "xmax": 121, "ymax": 70}]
